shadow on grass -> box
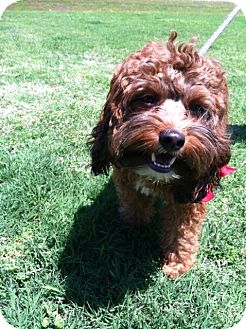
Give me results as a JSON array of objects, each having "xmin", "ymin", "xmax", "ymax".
[
  {"xmin": 230, "ymin": 124, "xmax": 246, "ymax": 142},
  {"xmin": 59, "ymin": 179, "xmax": 160, "ymax": 309}
]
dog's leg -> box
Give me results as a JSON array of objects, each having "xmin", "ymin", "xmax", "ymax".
[
  {"xmin": 113, "ymin": 170, "xmax": 154, "ymax": 226},
  {"xmin": 161, "ymin": 201, "xmax": 206, "ymax": 278}
]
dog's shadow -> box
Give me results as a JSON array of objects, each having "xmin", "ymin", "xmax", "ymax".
[
  {"xmin": 59, "ymin": 180, "xmax": 160, "ymax": 309},
  {"xmin": 230, "ymin": 124, "xmax": 246, "ymax": 142}
]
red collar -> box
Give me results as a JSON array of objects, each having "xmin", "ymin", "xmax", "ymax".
[{"xmin": 201, "ymin": 165, "xmax": 237, "ymax": 203}]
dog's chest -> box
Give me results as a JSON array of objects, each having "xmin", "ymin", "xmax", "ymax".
[
  {"xmin": 135, "ymin": 179, "xmax": 152, "ymax": 196},
  {"xmin": 134, "ymin": 178, "xmax": 167, "ymax": 197}
]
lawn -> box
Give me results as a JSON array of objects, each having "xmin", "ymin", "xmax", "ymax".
[{"xmin": 0, "ymin": 1, "xmax": 245, "ymax": 328}]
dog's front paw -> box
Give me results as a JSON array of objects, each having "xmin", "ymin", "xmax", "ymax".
[
  {"xmin": 162, "ymin": 262, "xmax": 192, "ymax": 279},
  {"xmin": 162, "ymin": 252, "xmax": 196, "ymax": 279}
]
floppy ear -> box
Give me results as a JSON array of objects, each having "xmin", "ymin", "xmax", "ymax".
[
  {"xmin": 90, "ymin": 101, "xmax": 112, "ymax": 176},
  {"xmin": 191, "ymin": 166, "xmax": 220, "ymax": 203},
  {"xmin": 173, "ymin": 166, "xmax": 219, "ymax": 203},
  {"xmin": 174, "ymin": 143, "xmax": 231, "ymax": 203}
]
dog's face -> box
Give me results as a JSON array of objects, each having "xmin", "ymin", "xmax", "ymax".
[{"xmin": 91, "ymin": 32, "xmax": 231, "ymax": 202}]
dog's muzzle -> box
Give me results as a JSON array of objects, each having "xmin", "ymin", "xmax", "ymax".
[{"xmin": 147, "ymin": 129, "xmax": 185, "ymax": 174}]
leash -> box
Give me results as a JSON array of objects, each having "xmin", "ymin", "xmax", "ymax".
[{"xmin": 199, "ymin": 5, "xmax": 241, "ymax": 56}]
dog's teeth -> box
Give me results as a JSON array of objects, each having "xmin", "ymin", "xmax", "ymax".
[
  {"xmin": 156, "ymin": 162, "xmax": 168, "ymax": 169},
  {"xmin": 151, "ymin": 153, "xmax": 156, "ymax": 162},
  {"xmin": 172, "ymin": 173, "xmax": 181, "ymax": 179},
  {"xmin": 169, "ymin": 157, "xmax": 176, "ymax": 166}
]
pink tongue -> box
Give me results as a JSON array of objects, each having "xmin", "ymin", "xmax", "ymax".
[{"xmin": 155, "ymin": 153, "xmax": 173, "ymax": 165}]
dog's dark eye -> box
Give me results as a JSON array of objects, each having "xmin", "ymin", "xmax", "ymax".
[
  {"xmin": 189, "ymin": 103, "xmax": 206, "ymax": 116},
  {"xmin": 137, "ymin": 95, "xmax": 157, "ymax": 106}
]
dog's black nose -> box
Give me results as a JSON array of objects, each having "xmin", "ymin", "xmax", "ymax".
[{"xmin": 159, "ymin": 129, "xmax": 185, "ymax": 151}]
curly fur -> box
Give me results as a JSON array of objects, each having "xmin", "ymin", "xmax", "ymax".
[{"xmin": 90, "ymin": 31, "xmax": 231, "ymax": 278}]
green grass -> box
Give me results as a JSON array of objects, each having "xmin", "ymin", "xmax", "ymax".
[
  {"xmin": 11, "ymin": 0, "xmax": 235, "ymax": 12},
  {"xmin": 0, "ymin": 1, "xmax": 245, "ymax": 328}
]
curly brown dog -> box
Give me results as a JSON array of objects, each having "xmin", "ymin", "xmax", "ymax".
[{"xmin": 90, "ymin": 31, "xmax": 233, "ymax": 278}]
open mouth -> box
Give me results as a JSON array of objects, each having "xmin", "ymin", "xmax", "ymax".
[{"xmin": 148, "ymin": 152, "xmax": 176, "ymax": 173}]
